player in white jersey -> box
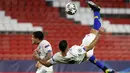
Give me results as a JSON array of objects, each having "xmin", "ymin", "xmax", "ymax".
[
  {"xmin": 50, "ymin": 31, "xmax": 100, "ymax": 64},
  {"xmin": 35, "ymin": 28, "xmax": 101, "ymax": 65},
  {"xmin": 33, "ymin": 1, "xmax": 101, "ymax": 67},
  {"xmin": 32, "ymin": 31, "xmax": 53, "ymax": 73},
  {"xmin": 33, "ymin": 1, "xmax": 115, "ymax": 73}
]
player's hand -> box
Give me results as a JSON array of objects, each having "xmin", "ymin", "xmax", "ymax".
[
  {"xmin": 33, "ymin": 54, "xmax": 41, "ymax": 61},
  {"xmin": 35, "ymin": 61, "xmax": 42, "ymax": 68},
  {"xmin": 33, "ymin": 51, "xmax": 41, "ymax": 61},
  {"xmin": 34, "ymin": 48, "xmax": 40, "ymax": 54}
]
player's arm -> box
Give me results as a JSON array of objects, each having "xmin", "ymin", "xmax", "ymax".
[
  {"xmin": 33, "ymin": 42, "xmax": 53, "ymax": 62},
  {"xmin": 33, "ymin": 52, "xmax": 51, "ymax": 67},
  {"xmin": 38, "ymin": 53, "xmax": 58, "ymax": 67},
  {"xmin": 42, "ymin": 51, "xmax": 52, "ymax": 61},
  {"xmin": 35, "ymin": 61, "xmax": 42, "ymax": 68},
  {"xmin": 86, "ymin": 27, "xmax": 105, "ymax": 51},
  {"xmin": 85, "ymin": 27, "xmax": 103, "ymax": 51},
  {"xmin": 33, "ymin": 51, "xmax": 53, "ymax": 67},
  {"xmin": 87, "ymin": 27, "xmax": 105, "ymax": 50},
  {"xmin": 38, "ymin": 59, "xmax": 53, "ymax": 67},
  {"xmin": 33, "ymin": 48, "xmax": 41, "ymax": 61},
  {"xmin": 86, "ymin": 33, "xmax": 100, "ymax": 51},
  {"xmin": 33, "ymin": 51, "xmax": 52, "ymax": 61},
  {"xmin": 33, "ymin": 49, "xmax": 52, "ymax": 61}
]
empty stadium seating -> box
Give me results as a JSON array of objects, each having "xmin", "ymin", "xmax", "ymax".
[
  {"xmin": 0, "ymin": 11, "xmax": 43, "ymax": 32},
  {"xmin": 73, "ymin": 0, "xmax": 129, "ymax": 8},
  {"xmin": 0, "ymin": 34, "xmax": 34, "ymax": 60}
]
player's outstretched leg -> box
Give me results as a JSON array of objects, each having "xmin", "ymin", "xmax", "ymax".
[
  {"xmin": 87, "ymin": 1, "xmax": 115, "ymax": 73},
  {"xmin": 87, "ymin": 1, "xmax": 101, "ymax": 30},
  {"xmin": 87, "ymin": 1, "xmax": 100, "ymax": 12},
  {"xmin": 89, "ymin": 55, "xmax": 115, "ymax": 73}
]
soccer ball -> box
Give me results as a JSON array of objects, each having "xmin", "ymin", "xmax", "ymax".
[{"xmin": 65, "ymin": 3, "xmax": 77, "ymax": 15}]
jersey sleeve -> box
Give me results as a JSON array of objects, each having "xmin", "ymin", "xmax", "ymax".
[
  {"xmin": 42, "ymin": 41, "xmax": 52, "ymax": 53},
  {"xmin": 50, "ymin": 53, "xmax": 59, "ymax": 64}
]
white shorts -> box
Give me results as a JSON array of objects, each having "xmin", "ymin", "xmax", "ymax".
[
  {"xmin": 80, "ymin": 33, "xmax": 96, "ymax": 58},
  {"xmin": 36, "ymin": 66, "xmax": 53, "ymax": 73},
  {"xmin": 81, "ymin": 33, "xmax": 96, "ymax": 47},
  {"xmin": 86, "ymin": 48, "xmax": 94, "ymax": 58}
]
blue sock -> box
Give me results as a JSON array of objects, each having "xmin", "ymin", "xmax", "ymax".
[
  {"xmin": 93, "ymin": 11, "xmax": 101, "ymax": 30},
  {"xmin": 94, "ymin": 11, "xmax": 100, "ymax": 19},
  {"xmin": 89, "ymin": 55, "xmax": 108, "ymax": 72}
]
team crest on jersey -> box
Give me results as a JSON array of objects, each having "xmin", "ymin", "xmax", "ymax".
[{"xmin": 78, "ymin": 48, "xmax": 82, "ymax": 53}]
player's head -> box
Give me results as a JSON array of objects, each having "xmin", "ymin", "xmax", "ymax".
[
  {"xmin": 32, "ymin": 31, "xmax": 44, "ymax": 44},
  {"xmin": 59, "ymin": 40, "xmax": 68, "ymax": 52}
]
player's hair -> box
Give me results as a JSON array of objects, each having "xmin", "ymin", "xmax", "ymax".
[
  {"xmin": 33, "ymin": 31, "xmax": 44, "ymax": 40},
  {"xmin": 59, "ymin": 40, "xmax": 68, "ymax": 52}
]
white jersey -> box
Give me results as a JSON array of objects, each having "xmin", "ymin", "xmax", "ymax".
[
  {"xmin": 50, "ymin": 45, "xmax": 87, "ymax": 64},
  {"xmin": 36, "ymin": 40, "xmax": 53, "ymax": 73},
  {"xmin": 50, "ymin": 33, "xmax": 96, "ymax": 65},
  {"xmin": 37, "ymin": 40, "xmax": 52, "ymax": 59}
]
